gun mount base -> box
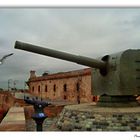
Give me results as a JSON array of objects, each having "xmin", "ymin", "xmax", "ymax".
[{"xmin": 97, "ymin": 95, "xmax": 139, "ymax": 107}]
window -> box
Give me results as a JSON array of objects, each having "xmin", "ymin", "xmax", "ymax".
[
  {"xmin": 32, "ymin": 86, "xmax": 34, "ymax": 92},
  {"xmin": 53, "ymin": 84, "xmax": 56, "ymax": 92},
  {"xmin": 93, "ymin": 96, "xmax": 95, "ymax": 101},
  {"xmin": 45, "ymin": 85, "xmax": 48, "ymax": 92},
  {"xmin": 63, "ymin": 84, "xmax": 67, "ymax": 92},
  {"xmin": 38, "ymin": 85, "xmax": 40, "ymax": 93},
  {"xmin": 76, "ymin": 83, "xmax": 80, "ymax": 92},
  {"xmin": 5, "ymin": 96, "xmax": 9, "ymax": 102},
  {"xmin": 64, "ymin": 95, "xmax": 67, "ymax": 100}
]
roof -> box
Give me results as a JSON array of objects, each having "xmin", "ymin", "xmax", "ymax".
[{"xmin": 28, "ymin": 68, "xmax": 91, "ymax": 82}]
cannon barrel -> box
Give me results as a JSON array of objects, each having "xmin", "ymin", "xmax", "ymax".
[{"xmin": 14, "ymin": 41, "xmax": 106, "ymax": 70}]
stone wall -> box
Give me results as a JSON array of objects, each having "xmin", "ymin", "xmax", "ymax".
[
  {"xmin": 0, "ymin": 107, "xmax": 26, "ymax": 131},
  {"xmin": 56, "ymin": 103, "xmax": 140, "ymax": 131}
]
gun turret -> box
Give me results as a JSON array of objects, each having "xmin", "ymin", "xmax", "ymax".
[{"xmin": 14, "ymin": 41, "xmax": 140, "ymax": 107}]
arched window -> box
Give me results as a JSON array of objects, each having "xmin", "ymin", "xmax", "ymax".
[
  {"xmin": 53, "ymin": 84, "xmax": 56, "ymax": 92},
  {"xmin": 32, "ymin": 86, "xmax": 34, "ymax": 92},
  {"xmin": 63, "ymin": 84, "xmax": 67, "ymax": 92},
  {"xmin": 76, "ymin": 83, "xmax": 80, "ymax": 92},
  {"xmin": 45, "ymin": 85, "xmax": 47, "ymax": 92},
  {"xmin": 38, "ymin": 85, "xmax": 40, "ymax": 93},
  {"xmin": 64, "ymin": 95, "xmax": 67, "ymax": 100}
]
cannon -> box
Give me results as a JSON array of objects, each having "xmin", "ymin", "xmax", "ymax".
[{"xmin": 14, "ymin": 41, "xmax": 140, "ymax": 107}]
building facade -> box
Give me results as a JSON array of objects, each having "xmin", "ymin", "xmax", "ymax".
[{"xmin": 27, "ymin": 68, "xmax": 98, "ymax": 103}]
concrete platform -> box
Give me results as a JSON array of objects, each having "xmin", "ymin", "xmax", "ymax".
[
  {"xmin": 0, "ymin": 107, "xmax": 26, "ymax": 131},
  {"xmin": 64, "ymin": 102, "xmax": 140, "ymax": 113}
]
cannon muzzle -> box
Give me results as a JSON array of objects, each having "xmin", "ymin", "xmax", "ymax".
[{"xmin": 14, "ymin": 41, "xmax": 106, "ymax": 70}]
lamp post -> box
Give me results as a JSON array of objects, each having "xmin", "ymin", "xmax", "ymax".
[
  {"xmin": 24, "ymin": 81, "xmax": 27, "ymax": 90},
  {"xmin": 13, "ymin": 80, "xmax": 18, "ymax": 91},
  {"xmin": 1, "ymin": 53, "xmax": 14, "ymax": 91},
  {"xmin": 12, "ymin": 80, "xmax": 18, "ymax": 97},
  {"xmin": 8, "ymin": 79, "xmax": 13, "ymax": 91}
]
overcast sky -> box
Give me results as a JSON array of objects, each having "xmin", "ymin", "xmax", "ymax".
[{"xmin": 0, "ymin": 8, "xmax": 140, "ymax": 89}]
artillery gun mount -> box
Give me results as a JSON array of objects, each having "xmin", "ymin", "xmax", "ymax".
[
  {"xmin": 14, "ymin": 41, "xmax": 140, "ymax": 131},
  {"xmin": 14, "ymin": 41, "xmax": 140, "ymax": 107}
]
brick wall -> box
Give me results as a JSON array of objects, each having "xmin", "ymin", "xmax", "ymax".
[
  {"xmin": 0, "ymin": 91, "xmax": 15, "ymax": 122},
  {"xmin": 27, "ymin": 68, "xmax": 97, "ymax": 103}
]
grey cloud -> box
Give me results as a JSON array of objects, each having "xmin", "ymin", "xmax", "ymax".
[{"xmin": 0, "ymin": 8, "xmax": 140, "ymax": 88}]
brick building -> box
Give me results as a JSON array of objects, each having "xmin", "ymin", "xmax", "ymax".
[{"xmin": 27, "ymin": 68, "xmax": 98, "ymax": 103}]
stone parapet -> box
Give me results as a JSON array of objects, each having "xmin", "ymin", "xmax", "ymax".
[
  {"xmin": 0, "ymin": 107, "xmax": 26, "ymax": 131},
  {"xmin": 56, "ymin": 103, "xmax": 140, "ymax": 131}
]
